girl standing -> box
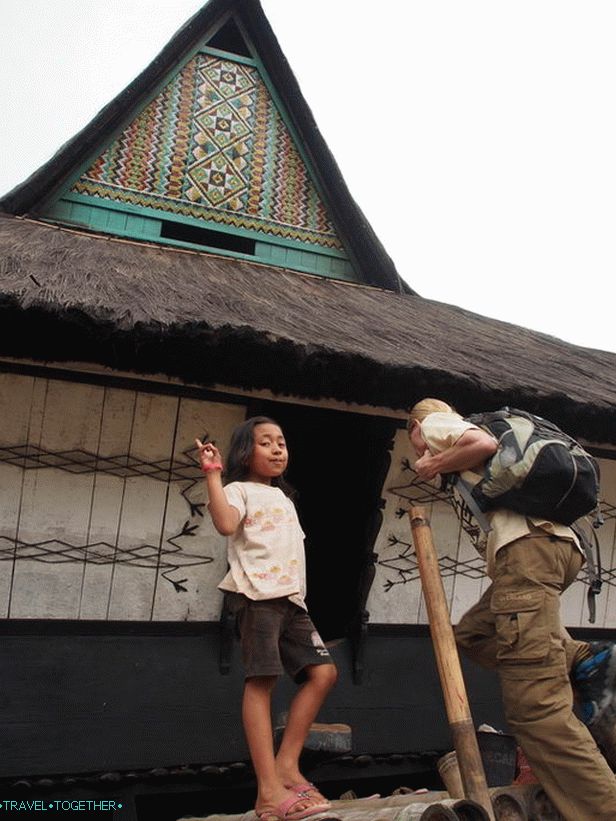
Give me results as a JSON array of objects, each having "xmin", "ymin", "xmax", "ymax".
[{"xmin": 196, "ymin": 416, "xmax": 338, "ymax": 821}]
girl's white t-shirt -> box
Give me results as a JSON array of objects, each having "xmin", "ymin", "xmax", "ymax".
[{"xmin": 217, "ymin": 481, "xmax": 307, "ymax": 609}]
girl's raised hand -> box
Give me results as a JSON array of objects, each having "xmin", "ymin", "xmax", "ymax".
[{"xmin": 195, "ymin": 438, "xmax": 223, "ymax": 472}]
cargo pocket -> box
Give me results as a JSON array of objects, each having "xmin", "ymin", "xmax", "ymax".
[{"xmin": 490, "ymin": 588, "xmax": 549, "ymax": 664}]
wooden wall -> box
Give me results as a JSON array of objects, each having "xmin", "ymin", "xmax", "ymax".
[
  {"xmin": 0, "ymin": 626, "xmax": 505, "ymax": 778},
  {"xmin": 1, "ymin": 370, "xmax": 614, "ymax": 630},
  {"xmin": 0, "ymin": 371, "xmax": 245, "ymax": 621}
]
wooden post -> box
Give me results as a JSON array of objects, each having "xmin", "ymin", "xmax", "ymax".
[{"xmin": 409, "ymin": 506, "xmax": 495, "ymax": 821}]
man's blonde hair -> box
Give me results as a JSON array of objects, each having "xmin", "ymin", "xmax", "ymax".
[{"xmin": 408, "ymin": 398, "xmax": 455, "ymax": 428}]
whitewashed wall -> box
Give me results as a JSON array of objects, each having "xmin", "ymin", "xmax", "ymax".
[
  {"xmin": 0, "ymin": 372, "xmax": 245, "ymax": 620},
  {"xmin": 4, "ymin": 369, "xmax": 615, "ymax": 629},
  {"xmin": 369, "ymin": 428, "xmax": 616, "ymax": 630}
]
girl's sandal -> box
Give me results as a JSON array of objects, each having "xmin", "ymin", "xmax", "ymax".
[
  {"xmin": 256, "ymin": 792, "xmax": 330, "ymax": 820},
  {"xmin": 285, "ymin": 782, "xmax": 331, "ymax": 809}
]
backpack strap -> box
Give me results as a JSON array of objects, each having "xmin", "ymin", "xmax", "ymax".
[
  {"xmin": 571, "ymin": 517, "xmax": 603, "ymax": 624},
  {"xmin": 445, "ymin": 473, "xmax": 493, "ymax": 533}
]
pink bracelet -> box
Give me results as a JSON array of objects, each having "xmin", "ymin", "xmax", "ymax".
[{"xmin": 201, "ymin": 462, "xmax": 223, "ymax": 473}]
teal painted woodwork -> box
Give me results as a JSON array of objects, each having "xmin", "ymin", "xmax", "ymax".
[{"xmin": 45, "ymin": 197, "xmax": 355, "ymax": 280}]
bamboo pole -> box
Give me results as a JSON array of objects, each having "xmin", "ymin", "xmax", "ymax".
[{"xmin": 409, "ymin": 506, "xmax": 496, "ymax": 821}]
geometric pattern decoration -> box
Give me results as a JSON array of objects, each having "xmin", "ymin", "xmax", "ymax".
[
  {"xmin": 71, "ymin": 53, "xmax": 343, "ymax": 250},
  {"xmin": 0, "ymin": 528, "xmax": 209, "ymax": 594},
  {"xmin": 379, "ymin": 534, "xmax": 488, "ymax": 591},
  {"xmin": 0, "ymin": 442, "xmax": 203, "ymax": 487},
  {"xmin": 0, "ymin": 439, "xmax": 212, "ymax": 592}
]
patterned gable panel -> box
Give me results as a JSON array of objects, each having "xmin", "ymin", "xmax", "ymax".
[{"xmin": 71, "ymin": 54, "xmax": 343, "ymax": 251}]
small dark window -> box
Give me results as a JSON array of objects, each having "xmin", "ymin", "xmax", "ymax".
[
  {"xmin": 207, "ymin": 19, "xmax": 252, "ymax": 58},
  {"xmin": 160, "ymin": 221, "xmax": 256, "ymax": 255}
]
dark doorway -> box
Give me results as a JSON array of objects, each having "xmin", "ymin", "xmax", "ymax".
[{"xmin": 248, "ymin": 400, "xmax": 398, "ymax": 641}]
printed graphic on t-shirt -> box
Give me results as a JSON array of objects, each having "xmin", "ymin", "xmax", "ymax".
[
  {"xmin": 244, "ymin": 502, "xmax": 300, "ymax": 588},
  {"xmin": 250, "ymin": 558, "xmax": 299, "ymax": 587},
  {"xmin": 245, "ymin": 506, "xmax": 288, "ymax": 531}
]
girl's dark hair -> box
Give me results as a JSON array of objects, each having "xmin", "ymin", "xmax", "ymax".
[{"xmin": 224, "ymin": 416, "xmax": 295, "ymax": 498}]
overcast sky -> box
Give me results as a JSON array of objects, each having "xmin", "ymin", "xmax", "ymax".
[{"xmin": 2, "ymin": 1, "xmax": 615, "ymax": 353}]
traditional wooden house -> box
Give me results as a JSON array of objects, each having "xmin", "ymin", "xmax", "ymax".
[{"xmin": 1, "ymin": 0, "xmax": 616, "ymax": 816}]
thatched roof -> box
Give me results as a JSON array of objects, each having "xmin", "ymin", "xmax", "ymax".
[
  {"xmin": 0, "ymin": 0, "xmax": 407, "ymax": 294},
  {"xmin": 0, "ymin": 2, "xmax": 614, "ymax": 442},
  {"xmin": 2, "ymin": 214, "xmax": 616, "ymax": 444}
]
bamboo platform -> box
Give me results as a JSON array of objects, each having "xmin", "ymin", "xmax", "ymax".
[{"xmin": 185, "ymin": 782, "xmax": 559, "ymax": 821}]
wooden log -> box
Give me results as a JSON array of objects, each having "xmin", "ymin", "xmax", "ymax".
[
  {"xmin": 274, "ymin": 718, "xmax": 352, "ymax": 755},
  {"xmin": 409, "ymin": 507, "xmax": 495, "ymax": 821},
  {"xmin": 490, "ymin": 788, "xmax": 528, "ymax": 821},
  {"xmin": 525, "ymin": 783, "xmax": 564, "ymax": 820},
  {"xmin": 304, "ymin": 722, "xmax": 352, "ymax": 754},
  {"xmin": 420, "ymin": 805, "xmax": 459, "ymax": 820},
  {"xmin": 437, "ymin": 751, "xmax": 465, "ymax": 798},
  {"xmin": 453, "ymin": 798, "xmax": 493, "ymax": 819}
]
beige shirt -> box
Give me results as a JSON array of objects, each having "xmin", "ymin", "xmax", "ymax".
[
  {"xmin": 217, "ymin": 481, "xmax": 307, "ymax": 609},
  {"xmin": 421, "ymin": 412, "xmax": 580, "ymax": 578}
]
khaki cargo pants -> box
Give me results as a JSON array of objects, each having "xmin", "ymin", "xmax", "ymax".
[{"xmin": 455, "ymin": 532, "xmax": 616, "ymax": 821}]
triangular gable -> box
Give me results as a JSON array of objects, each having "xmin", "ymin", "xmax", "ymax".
[
  {"xmin": 42, "ymin": 17, "xmax": 353, "ymax": 280},
  {"xmin": 1, "ymin": 0, "xmax": 407, "ymax": 291}
]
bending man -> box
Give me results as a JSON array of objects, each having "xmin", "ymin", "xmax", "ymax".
[{"xmin": 408, "ymin": 398, "xmax": 616, "ymax": 821}]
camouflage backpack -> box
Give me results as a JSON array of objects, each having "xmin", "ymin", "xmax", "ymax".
[{"xmin": 462, "ymin": 407, "xmax": 599, "ymax": 525}]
